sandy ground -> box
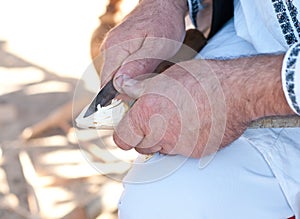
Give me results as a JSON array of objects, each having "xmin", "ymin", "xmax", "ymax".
[{"xmin": 0, "ymin": 1, "xmax": 138, "ymax": 218}]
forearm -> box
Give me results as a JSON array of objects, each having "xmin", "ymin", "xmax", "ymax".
[
  {"xmin": 136, "ymin": 0, "xmax": 188, "ymax": 17},
  {"xmin": 216, "ymin": 55, "xmax": 295, "ymax": 121},
  {"xmin": 248, "ymin": 55, "xmax": 295, "ymax": 119}
]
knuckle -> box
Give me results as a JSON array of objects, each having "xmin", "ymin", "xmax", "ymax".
[
  {"xmin": 101, "ymin": 37, "xmax": 112, "ymax": 51},
  {"xmin": 160, "ymin": 144, "xmax": 173, "ymax": 154},
  {"xmin": 134, "ymin": 95, "xmax": 153, "ymax": 116},
  {"xmin": 112, "ymin": 131, "xmax": 132, "ymax": 150},
  {"xmin": 135, "ymin": 148, "xmax": 152, "ymax": 155},
  {"xmin": 112, "ymin": 109, "xmax": 145, "ymax": 150},
  {"xmin": 127, "ymin": 96, "xmax": 155, "ymax": 136},
  {"xmin": 101, "ymin": 29, "xmax": 119, "ymax": 50}
]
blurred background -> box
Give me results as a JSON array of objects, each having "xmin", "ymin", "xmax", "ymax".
[{"xmin": 0, "ymin": 0, "xmax": 138, "ymax": 218}]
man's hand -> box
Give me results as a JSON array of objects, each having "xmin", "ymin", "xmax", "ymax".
[
  {"xmin": 94, "ymin": 0, "xmax": 187, "ymax": 93},
  {"xmin": 112, "ymin": 56, "xmax": 295, "ymax": 158}
]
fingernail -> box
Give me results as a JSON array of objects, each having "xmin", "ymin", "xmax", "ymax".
[
  {"xmin": 114, "ymin": 74, "xmax": 130, "ymax": 90},
  {"xmin": 122, "ymin": 80, "xmax": 145, "ymax": 98},
  {"xmin": 123, "ymin": 78, "xmax": 139, "ymax": 87}
]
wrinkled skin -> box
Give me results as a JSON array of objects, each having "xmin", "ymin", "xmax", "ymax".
[
  {"xmin": 112, "ymin": 57, "xmax": 293, "ymax": 157},
  {"xmin": 92, "ymin": 1, "xmax": 295, "ymax": 158},
  {"xmin": 95, "ymin": 0, "xmax": 187, "ymax": 90}
]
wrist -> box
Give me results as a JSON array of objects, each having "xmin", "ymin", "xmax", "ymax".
[
  {"xmin": 212, "ymin": 56, "xmax": 295, "ymax": 124},
  {"xmin": 139, "ymin": 0, "xmax": 188, "ymax": 14},
  {"xmin": 236, "ymin": 56, "xmax": 295, "ymax": 120}
]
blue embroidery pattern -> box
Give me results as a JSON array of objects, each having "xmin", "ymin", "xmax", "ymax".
[
  {"xmin": 272, "ymin": 0, "xmax": 299, "ymax": 46},
  {"xmin": 286, "ymin": 0, "xmax": 300, "ymax": 37},
  {"xmin": 285, "ymin": 43, "xmax": 300, "ymax": 114},
  {"xmin": 187, "ymin": 0, "xmax": 203, "ymax": 28}
]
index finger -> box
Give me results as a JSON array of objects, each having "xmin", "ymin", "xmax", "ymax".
[
  {"xmin": 97, "ymin": 36, "xmax": 148, "ymax": 87},
  {"xmin": 112, "ymin": 108, "xmax": 144, "ymax": 150}
]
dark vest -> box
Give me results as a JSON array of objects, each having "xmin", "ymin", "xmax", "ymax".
[{"xmin": 209, "ymin": 0, "xmax": 234, "ymax": 39}]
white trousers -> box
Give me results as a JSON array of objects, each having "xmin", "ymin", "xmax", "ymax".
[
  {"xmin": 118, "ymin": 128, "xmax": 300, "ymax": 219},
  {"xmin": 118, "ymin": 19, "xmax": 300, "ymax": 219}
]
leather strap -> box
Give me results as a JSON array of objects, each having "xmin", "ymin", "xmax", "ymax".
[{"xmin": 208, "ymin": 0, "xmax": 234, "ymax": 39}]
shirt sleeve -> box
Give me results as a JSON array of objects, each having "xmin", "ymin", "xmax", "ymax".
[
  {"xmin": 187, "ymin": 0, "xmax": 204, "ymax": 28},
  {"xmin": 282, "ymin": 42, "xmax": 300, "ymax": 116}
]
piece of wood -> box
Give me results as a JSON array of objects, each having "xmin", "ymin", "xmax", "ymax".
[{"xmin": 249, "ymin": 115, "xmax": 300, "ymax": 128}]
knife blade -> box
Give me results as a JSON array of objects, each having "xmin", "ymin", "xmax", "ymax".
[{"xmin": 83, "ymin": 79, "xmax": 119, "ymax": 118}]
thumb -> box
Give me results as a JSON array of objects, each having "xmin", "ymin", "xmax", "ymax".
[
  {"xmin": 114, "ymin": 59, "xmax": 160, "ymax": 87},
  {"xmin": 113, "ymin": 59, "xmax": 160, "ymax": 93},
  {"xmin": 114, "ymin": 72, "xmax": 158, "ymax": 99}
]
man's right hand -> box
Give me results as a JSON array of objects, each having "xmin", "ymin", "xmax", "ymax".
[{"xmin": 94, "ymin": 0, "xmax": 187, "ymax": 95}]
